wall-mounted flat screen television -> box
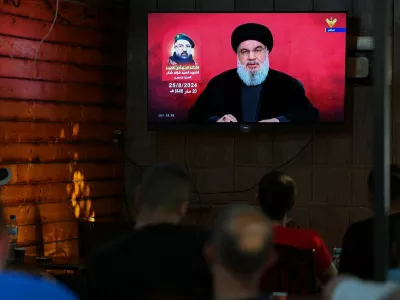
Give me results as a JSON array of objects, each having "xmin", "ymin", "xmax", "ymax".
[{"xmin": 147, "ymin": 12, "xmax": 347, "ymax": 132}]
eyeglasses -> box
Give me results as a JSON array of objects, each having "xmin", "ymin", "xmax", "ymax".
[{"xmin": 238, "ymin": 46, "xmax": 267, "ymax": 58}]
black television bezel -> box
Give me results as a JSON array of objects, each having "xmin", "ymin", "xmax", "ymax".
[{"xmin": 146, "ymin": 11, "xmax": 350, "ymax": 134}]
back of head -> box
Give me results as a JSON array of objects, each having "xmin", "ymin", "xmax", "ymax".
[
  {"xmin": 368, "ymin": 164, "xmax": 400, "ymax": 204},
  {"xmin": 258, "ymin": 171, "xmax": 296, "ymax": 221},
  {"xmin": 212, "ymin": 205, "xmax": 273, "ymax": 278},
  {"xmin": 139, "ymin": 163, "xmax": 194, "ymax": 212}
]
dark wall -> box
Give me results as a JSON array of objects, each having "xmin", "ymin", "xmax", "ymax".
[{"xmin": 127, "ymin": 0, "xmax": 400, "ymax": 251}]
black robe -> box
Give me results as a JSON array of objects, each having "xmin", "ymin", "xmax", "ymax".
[{"xmin": 187, "ymin": 68, "xmax": 319, "ymax": 123}]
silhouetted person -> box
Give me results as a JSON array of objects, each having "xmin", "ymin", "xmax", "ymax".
[
  {"xmin": 204, "ymin": 205, "xmax": 275, "ymax": 300},
  {"xmin": 340, "ymin": 164, "xmax": 400, "ymax": 279},
  {"xmin": 257, "ymin": 171, "xmax": 337, "ymax": 284},
  {"xmin": 85, "ymin": 163, "xmax": 211, "ymax": 300}
]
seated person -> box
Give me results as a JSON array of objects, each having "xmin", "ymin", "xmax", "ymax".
[
  {"xmin": 187, "ymin": 23, "xmax": 319, "ymax": 123},
  {"xmin": 204, "ymin": 205, "xmax": 275, "ymax": 300},
  {"xmin": 257, "ymin": 171, "xmax": 337, "ymax": 284},
  {"xmin": 85, "ymin": 163, "xmax": 211, "ymax": 300},
  {"xmin": 340, "ymin": 165, "xmax": 400, "ymax": 280}
]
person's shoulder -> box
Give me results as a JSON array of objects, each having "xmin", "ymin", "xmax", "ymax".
[
  {"xmin": 350, "ymin": 218, "xmax": 371, "ymax": 230},
  {"xmin": 268, "ymin": 69, "xmax": 296, "ymax": 81},
  {"xmin": 288, "ymin": 227, "xmax": 327, "ymax": 248},
  {"xmin": 268, "ymin": 69, "xmax": 295, "ymax": 80},
  {"xmin": 184, "ymin": 224, "xmax": 211, "ymax": 239},
  {"xmin": 275, "ymin": 226, "xmax": 318, "ymax": 237},
  {"xmin": 136, "ymin": 223, "xmax": 210, "ymax": 242},
  {"xmin": 390, "ymin": 212, "xmax": 400, "ymax": 223},
  {"xmin": 208, "ymin": 68, "xmax": 238, "ymax": 84},
  {"xmin": 160, "ymin": 223, "xmax": 210, "ymax": 239},
  {"xmin": 88, "ymin": 231, "xmax": 135, "ymax": 264},
  {"xmin": 131, "ymin": 224, "xmax": 210, "ymax": 257},
  {"xmin": 0, "ymin": 272, "xmax": 76, "ymax": 299},
  {"xmin": 138, "ymin": 222, "xmax": 197, "ymax": 233},
  {"xmin": 267, "ymin": 69, "xmax": 303, "ymax": 86},
  {"xmin": 345, "ymin": 218, "xmax": 372, "ymax": 238},
  {"xmin": 164, "ymin": 224, "xmax": 211, "ymax": 246},
  {"xmin": 274, "ymin": 226, "xmax": 321, "ymax": 246},
  {"xmin": 290, "ymin": 227, "xmax": 322, "ymax": 239}
]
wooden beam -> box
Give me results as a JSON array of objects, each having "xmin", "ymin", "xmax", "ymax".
[
  {"xmin": 1, "ymin": 180, "xmax": 123, "ymax": 204},
  {"xmin": 0, "ymin": 13, "xmax": 126, "ymax": 48},
  {"xmin": 4, "ymin": 197, "xmax": 123, "ymax": 225},
  {"xmin": 0, "ymin": 78, "xmax": 125, "ymax": 105},
  {"xmin": 0, "ymin": 143, "xmax": 123, "ymax": 164},
  {"xmin": 0, "ymin": 122, "xmax": 124, "ymax": 143},
  {"xmin": 0, "ymin": 0, "xmax": 128, "ymax": 30},
  {"xmin": 0, "ymin": 57, "xmax": 126, "ymax": 87},
  {"xmin": 0, "ymin": 36, "xmax": 126, "ymax": 68},
  {"xmin": 4, "ymin": 162, "xmax": 124, "ymax": 184},
  {"xmin": 0, "ymin": 100, "xmax": 124, "ymax": 123}
]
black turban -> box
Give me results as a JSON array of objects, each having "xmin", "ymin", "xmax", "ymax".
[
  {"xmin": 174, "ymin": 33, "xmax": 195, "ymax": 48},
  {"xmin": 231, "ymin": 23, "xmax": 273, "ymax": 53}
]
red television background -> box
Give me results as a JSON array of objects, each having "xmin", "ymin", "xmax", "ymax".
[{"xmin": 147, "ymin": 12, "xmax": 347, "ymax": 123}]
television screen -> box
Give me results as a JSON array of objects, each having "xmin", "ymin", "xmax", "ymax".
[{"xmin": 147, "ymin": 12, "xmax": 347, "ymax": 130}]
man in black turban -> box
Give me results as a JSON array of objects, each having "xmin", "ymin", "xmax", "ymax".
[
  {"xmin": 187, "ymin": 23, "xmax": 319, "ymax": 123},
  {"xmin": 168, "ymin": 33, "xmax": 197, "ymax": 66}
]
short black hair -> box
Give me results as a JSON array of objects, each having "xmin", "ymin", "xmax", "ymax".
[
  {"xmin": 367, "ymin": 164, "xmax": 400, "ymax": 201},
  {"xmin": 258, "ymin": 171, "xmax": 296, "ymax": 221},
  {"xmin": 213, "ymin": 205, "xmax": 273, "ymax": 277},
  {"xmin": 140, "ymin": 163, "xmax": 194, "ymax": 211}
]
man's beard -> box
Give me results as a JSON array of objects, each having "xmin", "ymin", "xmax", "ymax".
[
  {"xmin": 237, "ymin": 57, "xmax": 269, "ymax": 86},
  {"xmin": 172, "ymin": 52, "xmax": 195, "ymax": 64},
  {"xmin": 177, "ymin": 51, "xmax": 189, "ymax": 59}
]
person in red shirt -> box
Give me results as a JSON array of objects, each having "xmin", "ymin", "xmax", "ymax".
[{"xmin": 257, "ymin": 171, "xmax": 337, "ymax": 284}]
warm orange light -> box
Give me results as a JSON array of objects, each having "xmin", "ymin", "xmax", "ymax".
[
  {"xmin": 60, "ymin": 128, "xmax": 65, "ymax": 138},
  {"xmin": 74, "ymin": 205, "xmax": 80, "ymax": 219},
  {"xmin": 66, "ymin": 124, "xmax": 95, "ymax": 222},
  {"xmin": 88, "ymin": 211, "xmax": 95, "ymax": 222},
  {"xmin": 72, "ymin": 124, "xmax": 79, "ymax": 137},
  {"xmin": 67, "ymin": 168, "xmax": 95, "ymax": 221},
  {"xmin": 84, "ymin": 185, "xmax": 90, "ymax": 197}
]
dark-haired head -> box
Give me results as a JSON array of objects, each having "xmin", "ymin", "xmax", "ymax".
[
  {"xmin": 367, "ymin": 164, "xmax": 400, "ymax": 208},
  {"xmin": 134, "ymin": 163, "xmax": 195, "ymax": 225},
  {"xmin": 257, "ymin": 171, "xmax": 296, "ymax": 222}
]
